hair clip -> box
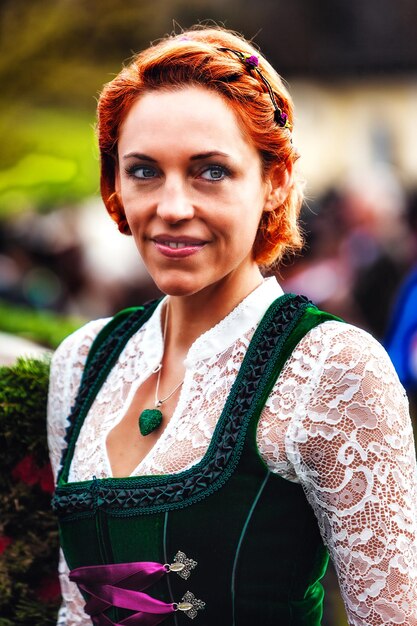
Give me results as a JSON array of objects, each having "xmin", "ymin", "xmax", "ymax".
[
  {"xmin": 218, "ymin": 47, "xmax": 291, "ymax": 130},
  {"xmin": 243, "ymin": 54, "xmax": 259, "ymax": 69}
]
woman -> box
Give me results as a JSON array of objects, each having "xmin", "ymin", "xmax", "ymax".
[{"xmin": 47, "ymin": 26, "xmax": 417, "ymax": 626}]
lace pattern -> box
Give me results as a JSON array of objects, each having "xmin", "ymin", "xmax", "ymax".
[{"xmin": 47, "ymin": 283, "xmax": 417, "ymax": 625}]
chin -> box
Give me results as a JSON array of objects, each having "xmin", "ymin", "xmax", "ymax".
[{"xmin": 152, "ymin": 273, "xmax": 208, "ymax": 298}]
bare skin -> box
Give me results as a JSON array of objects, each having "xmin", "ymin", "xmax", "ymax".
[{"xmin": 106, "ymin": 332, "xmax": 188, "ymax": 478}]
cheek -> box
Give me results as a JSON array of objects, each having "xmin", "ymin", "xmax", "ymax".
[
  {"xmin": 122, "ymin": 192, "xmax": 147, "ymax": 227},
  {"xmin": 229, "ymin": 199, "xmax": 265, "ymax": 242},
  {"xmin": 218, "ymin": 212, "xmax": 262, "ymax": 262}
]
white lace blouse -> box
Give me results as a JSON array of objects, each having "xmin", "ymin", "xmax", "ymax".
[{"xmin": 47, "ymin": 277, "xmax": 417, "ymax": 626}]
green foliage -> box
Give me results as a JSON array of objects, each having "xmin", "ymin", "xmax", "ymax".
[
  {"xmin": 0, "ymin": 357, "xmax": 50, "ymax": 464},
  {"xmin": 0, "ymin": 300, "xmax": 84, "ymax": 349},
  {"xmin": 0, "ymin": 357, "xmax": 59, "ymax": 625},
  {"xmin": 0, "ymin": 107, "xmax": 98, "ymax": 216}
]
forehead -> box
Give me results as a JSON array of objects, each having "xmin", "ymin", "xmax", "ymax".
[{"xmin": 117, "ymin": 86, "xmax": 258, "ymax": 161}]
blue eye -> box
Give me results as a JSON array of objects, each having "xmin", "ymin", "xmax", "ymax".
[
  {"xmin": 200, "ymin": 166, "xmax": 228, "ymax": 181},
  {"xmin": 127, "ymin": 166, "xmax": 157, "ymax": 179}
]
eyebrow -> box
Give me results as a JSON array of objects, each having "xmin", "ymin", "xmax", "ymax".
[
  {"xmin": 122, "ymin": 151, "xmax": 231, "ymax": 161},
  {"xmin": 122, "ymin": 152, "xmax": 157, "ymax": 162},
  {"xmin": 190, "ymin": 151, "xmax": 231, "ymax": 161}
]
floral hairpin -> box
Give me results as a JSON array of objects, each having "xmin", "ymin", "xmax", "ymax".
[{"xmin": 218, "ymin": 47, "xmax": 291, "ymax": 130}]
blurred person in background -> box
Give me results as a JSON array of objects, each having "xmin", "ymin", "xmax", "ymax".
[
  {"xmin": 47, "ymin": 26, "xmax": 417, "ymax": 626},
  {"xmin": 283, "ymin": 164, "xmax": 411, "ymax": 338},
  {"xmin": 384, "ymin": 192, "xmax": 417, "ymax": 425},
  {"xmin": 385, "ymin": 266, "xmax": 417, "ymax": 417}
]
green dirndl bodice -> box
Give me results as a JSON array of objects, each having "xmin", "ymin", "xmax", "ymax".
[{"xmin": 52, "ymin": 294, "xmax": 341, "ymax": 626}]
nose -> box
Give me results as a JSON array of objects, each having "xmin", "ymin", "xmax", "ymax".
[{"xmin": 156, "ymin": 176, "xmax": 194, "ymax": 223}]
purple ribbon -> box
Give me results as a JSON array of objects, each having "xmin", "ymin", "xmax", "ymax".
[{"xmin": 69, "ymin": 561, "xmax": 176, "ymax": 626}]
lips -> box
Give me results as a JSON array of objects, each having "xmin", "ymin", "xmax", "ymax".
[{"xmin": 151, "ymin": 235, "xmax": 207, "ymax": 258}]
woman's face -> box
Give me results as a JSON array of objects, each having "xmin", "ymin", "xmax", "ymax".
[{"xmin": 115, "ymin": 86, "xmax": 274, "ymax": 298}]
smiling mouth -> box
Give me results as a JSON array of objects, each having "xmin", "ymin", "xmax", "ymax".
[
  {"xmin": 157, "ymin": 240, "xmax": 203, "ymax": 249},
  {"xmin": 152, "ymin": 237, "xmax": 207, "ymax": 257}
]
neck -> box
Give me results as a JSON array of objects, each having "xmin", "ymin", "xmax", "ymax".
[{"xmin": 164, "ymin": 265, "xmax": 264, "ymax": 354}]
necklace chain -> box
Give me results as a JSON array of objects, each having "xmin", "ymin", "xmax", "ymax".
[
  {"xmin": 138, "ymin": 300, "xmax": 184, "ymax": 436},
  {"xmin": 154, "ymin": 301, "xmax": 184, "ymax": 408}
]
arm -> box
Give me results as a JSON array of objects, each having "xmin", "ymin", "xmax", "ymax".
[
  {"xmin": 259, "ymin": 321, "xmax": 417, "ymax": 625},
  {"xmin": 47, "ymin": 318, "xmax": 109, "ymax": 626}
]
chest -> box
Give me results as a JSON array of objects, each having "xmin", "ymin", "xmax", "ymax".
[
  {"xmin": 68, "ymin": 343, "xmax": 246, "ymax": 482},
  {"xmin": 106, "ymin": 357, "xmax": 187, "ymax": 477}
]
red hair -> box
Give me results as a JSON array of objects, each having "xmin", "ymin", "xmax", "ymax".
[{"xmin": 97, "ymin": 26, "xmax": 303, "ymax": 266}]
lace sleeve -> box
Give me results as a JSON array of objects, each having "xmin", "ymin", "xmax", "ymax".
[
  {"xmin": 47, "ymin": 318, "xmax": 109, "ymax": 626},
  {"xmin": 280, "ymin": 322, "xmax": 417, "ymax": 625},
  {"xmin": 47, "ymin": 318, "xmax": 109, "ymax": 480}
]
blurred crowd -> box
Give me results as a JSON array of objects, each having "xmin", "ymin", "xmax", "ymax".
[
  {"xmin": 279, "ymin": 167, "xmax": 417, "ymax": 417},
  {"xmin": 1, "ymin": 169, "xmax": 416, "ymax": 338},
  {"xmin": 282, "ymin": 165, "xmax": 417, "ymax": 340},
  {"xmin": 0, "ymin": 198, "xmax": 158, "ymax": 320}
]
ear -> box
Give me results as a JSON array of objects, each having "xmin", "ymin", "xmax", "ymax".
[{"xmin": 264, "ymin": 161, "xmax": 293, "ymax": 212}]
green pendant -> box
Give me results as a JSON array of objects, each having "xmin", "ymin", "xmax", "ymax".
[{"xmin": 139, "ymin": 409, "xmax": 163, "ymax": 436}]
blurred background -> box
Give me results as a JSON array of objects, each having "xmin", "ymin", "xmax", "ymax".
[
  {"xmin": 1, "ymin": 1, "xmax": 417, "ymax": 623},
  {"xmin": 1, "ymin": 0, "xmax": 417, "ymax": 331}
]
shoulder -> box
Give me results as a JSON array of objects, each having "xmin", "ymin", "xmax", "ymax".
[
  {"xmin": 297, "ymin": 317, "xmax": 396, "ymax": 370},
  {"xmin": 48, "ymin": 317, "xmax": 112, "ymax": 412},
  {"xmin": 47, "ymin": 319, "xmax": 110, "ymax": 427},
  {"xmin": 290, "ymin": 317, "xmax": 409, "ymax": 437},
  {"xmin": 283, "ymin": 317, "xmax": 407, "ymax": 424},
  {"xmin": 283, "ymin": 317, "xmax": 412, "ymax": 484},
  {"xmin": 50, "ymin": 317, "xmax": 112, "ymax": 375}
]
